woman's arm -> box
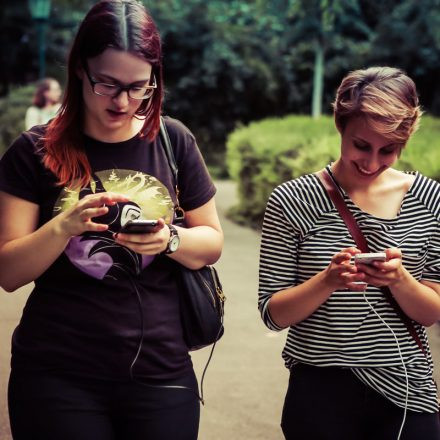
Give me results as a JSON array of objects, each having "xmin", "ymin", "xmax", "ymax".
[
  {"xmin": 268, "ymin": 247, "xmax": 366, "ymax": 328},
  {"xmin": 169, "ymin": 197, "xmax": 223, "ymax": 268},
  {"xmin": 0, "ymin": 190, "xmax": 129, "ymax": 292},
  {"xmin": 115, "ymin": 197, "xmax": 223, "ymax": 270},
  {"xmin": 358, "ymin": 248, "xmax": 440, "ymax": 326}
]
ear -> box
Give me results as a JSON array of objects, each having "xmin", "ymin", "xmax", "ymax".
[{"xmin": 334, "ymin": 117, "xmax": 343, "ymax": 135}]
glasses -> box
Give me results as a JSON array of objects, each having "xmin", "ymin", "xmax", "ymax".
[{"xmin": 84, "ymin": 66, "xmax": 157, "ymax": 100}]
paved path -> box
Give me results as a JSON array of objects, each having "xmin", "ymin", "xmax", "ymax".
[{"xmin": 1, "ymin": 180, "xmax": 439, "ymax": 439}]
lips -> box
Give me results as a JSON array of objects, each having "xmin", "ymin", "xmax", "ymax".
[{"xmin": 107, "ymin": 109, "xmax": 127, "ymax": 118}]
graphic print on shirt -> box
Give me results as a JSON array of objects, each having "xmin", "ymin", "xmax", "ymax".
[{"xmin": 53, "ymin": 169, "xmax": 174, "ymax": 279}]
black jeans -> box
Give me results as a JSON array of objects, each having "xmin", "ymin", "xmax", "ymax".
[
  {"xmin": 8, "ymin": 369, "xmax": 200, "ymax": 440},
  {"xmin": 281, "ymin": 363, "xmax": 440, "ymax": 440}
]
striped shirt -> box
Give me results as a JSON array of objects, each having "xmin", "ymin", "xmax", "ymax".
[{"xmin": 258, "ymin": 166, "xmax": 440, "ymax": 413}]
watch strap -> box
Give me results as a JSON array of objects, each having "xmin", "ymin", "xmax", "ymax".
[{"xmin": 164, "ymin": 224, "xmax": 179, "ymax": 254}]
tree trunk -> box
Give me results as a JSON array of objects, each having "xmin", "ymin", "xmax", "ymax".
[{"xmin": 312, "ymin": 42, "xmax": 324, "ymax": 119}]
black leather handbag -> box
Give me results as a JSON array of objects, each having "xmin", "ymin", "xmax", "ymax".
[
  {"xmin": 159, "ymin": 117, "xmax": 226, "ymax": 352},
  {"xmin": 179, "ymin": 264, "xmax": 225, "ymax": 350}
]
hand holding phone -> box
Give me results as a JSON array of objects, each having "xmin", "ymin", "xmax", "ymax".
[
  {"xmin": 354, "ymin": 252, "xmax": 386, "ymax": 265},
  {"xmin": 119, "ymin": 219, "xmax": 159, "ymax": 234}
]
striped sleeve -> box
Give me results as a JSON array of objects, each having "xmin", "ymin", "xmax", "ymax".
[
  {"xmin": 417, "ymin": 176, "xmax": 440, "ymax": 283},
  {"xmin": 258, "ymin": 176, "xmax": 325, "ymax": 331}
]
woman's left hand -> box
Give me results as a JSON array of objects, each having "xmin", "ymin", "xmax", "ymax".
[
  {"xmin": 355, "ymin": 247, "xmax": 405, "ymax": 288},
  {"xmin": 113, "ymin": 218, "xmax": 170, "ymax": 255}
]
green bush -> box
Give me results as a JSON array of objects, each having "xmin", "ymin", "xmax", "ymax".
[
  {"xmin": 0, "ymin": 85, "xmax": 34, "ymax": 157},
  {"xmin": 226, "ymin": 115, "xmax": 440, "ymax": 229},
  {"xmin": 395, "ymin": 116, "xmax": 440, "ymax": 179}
]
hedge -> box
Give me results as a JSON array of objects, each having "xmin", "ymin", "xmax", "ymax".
[
  {"xmin": 0, "ymin": 85, "xmax": 34, "ymax": 157},
  {"xmin": 226, "ymin": 114, "xmax": 440, "ymax": 229}
]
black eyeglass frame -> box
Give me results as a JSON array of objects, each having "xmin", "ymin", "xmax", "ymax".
[{"xmin": 83, "ymin": 65, "xmax": 157, "ymax": 100}]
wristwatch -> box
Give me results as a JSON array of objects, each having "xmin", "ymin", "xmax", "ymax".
[{"xmin": 164, "ymin": 224, "xmax": 180, "ymax": 254}]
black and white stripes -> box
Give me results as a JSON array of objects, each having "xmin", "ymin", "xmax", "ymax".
[{"xmin": 258, "ymin": 167, "xmax": 440, "ymax": 413}]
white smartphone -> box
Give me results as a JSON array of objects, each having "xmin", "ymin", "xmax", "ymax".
[
  {"xmin": 354, "ymin": 252, "xmax": 386, "ymax": 265},
  {"xmin": 119, "ymin": 219, "xmax": 158, "ymax": 234}
]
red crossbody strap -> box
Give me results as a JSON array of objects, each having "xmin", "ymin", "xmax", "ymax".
[
  {"xmin": 316, "ymin": 169, "xmax": 369, "ymax": 252},
  {"xmin": 316, "ymin": 169, "xmax": 426, "ymax": 356}
]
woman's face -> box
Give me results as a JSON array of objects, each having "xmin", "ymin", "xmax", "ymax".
[
  {"xmin": 79, "ymin": 48, "xmax": 154, "ymax": 140},
  {"xmin": 338, "ymin": 117, "xmax": 403, "ymax": 181},
  {"xmin": 45, "ymin": 80, "xmax": 62, "ymax": 105}
]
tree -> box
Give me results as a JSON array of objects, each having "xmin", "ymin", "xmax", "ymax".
[
  {"xmin": 284, "ymin": 0, "xmax": 371, "ymax": 118},
  {"xmin": 363, "ymin": 0, "xmax": 440, "ymax": 113}
]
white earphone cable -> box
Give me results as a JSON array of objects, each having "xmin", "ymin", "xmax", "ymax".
[{"xmin": 362, "ymin": 290, "xmax": 409, "ymax": 440}]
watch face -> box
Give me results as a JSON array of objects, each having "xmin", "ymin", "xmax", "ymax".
[{"xmin": 169, "ymin": 236, "xmax": 180, "ymax": 252}]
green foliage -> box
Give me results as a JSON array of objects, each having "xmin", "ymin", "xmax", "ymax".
[
  {"xmin": 3, "ymin": 0, "xmax": 440, "ymax": 172},
  {"xmin": 148, "ymin": 0, "xmax": 292, "ymax": 165},
  {"xmin": 395, "ymin": 116, "xmax": 440, "ymax": 180},
  {"xmin": 0, "ymin": 85, "xmax": 34, "ymax": 157},
  {"xmin": 226, "ymin": 114, "xmax": 440, "ymax": 229}
]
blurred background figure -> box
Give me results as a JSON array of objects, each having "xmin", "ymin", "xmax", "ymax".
[{"xmin": 24, "ymin": 77, "xmax": 62, "ymax": 130}]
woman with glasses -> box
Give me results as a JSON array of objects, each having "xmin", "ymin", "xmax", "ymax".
[{"xmin": 0, "ymin": 1, "xmax": 223, "ymax": 439}]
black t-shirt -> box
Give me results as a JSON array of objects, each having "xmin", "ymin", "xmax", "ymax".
[{"xmin": 0, "ymin": 116, "xmax": 216, "ymax": 380}]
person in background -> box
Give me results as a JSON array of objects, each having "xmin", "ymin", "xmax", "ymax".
[
  {"xmin": 258, "ymin": 66, "xmax": 440, "ymax": 439},
  {"xmin": 0, "ymin": 1, "xmax": 223, "ymax": 439},
  {"xmin": 25, "ymin": 77, "xmax": 62, "ymax": 129}
]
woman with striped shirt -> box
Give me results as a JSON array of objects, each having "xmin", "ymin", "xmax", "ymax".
[{"xmin": 258, "ymin": 67, "xmax": 440, "ymax": 439}]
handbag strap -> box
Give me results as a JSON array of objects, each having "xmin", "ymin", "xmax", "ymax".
[
  {"xmin": 159, "ymin": 117, "xmax": 178, "ymax": 184},
  {"xmin": 158, "ymin": 116, "xmax": 219, "ymax": 404},
  {"xmin": 159, "ymin": 117, "xmax": 185, "ymax": 223},
  {"xmin": 315, "ymin": 168, "xmax": 426, "ymax": 356}
]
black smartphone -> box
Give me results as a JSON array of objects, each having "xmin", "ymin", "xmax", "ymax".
[{"xmin": 119, "ymin": 219, "xmax": 159, "ymax": 234}]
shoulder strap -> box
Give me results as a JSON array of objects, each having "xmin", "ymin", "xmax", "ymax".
[
  {"xmin": 159, "ymin": 116, "xmax": 178, "ymax": 186},
  {"xmin": 315, "ymin": 168, "xmax": 426, "ymax": 356},
  {"xmin": 159, "ymin": 116, "xmax": 185, "ymax": 223},
  {"xmin": 316, "ymin": 169, "xmax": 369, "ymax": 252}
]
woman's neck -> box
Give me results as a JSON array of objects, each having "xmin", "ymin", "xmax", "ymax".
[
  {"xmin": 330, "ymin": 160, "xmax": 415, "ymax": 219},
  {"xmin": 83, "ymin": 116, "xmax": 145, "ymax": 143}
]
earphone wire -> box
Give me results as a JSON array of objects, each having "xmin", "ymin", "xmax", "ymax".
[
  {"xmin": 362, "ymin": 291, "xmax": 409, "ymax": 440},
  {"xmin": 125, "ymin": 272, "xmax": 204, "ymax": 403},
  {"xmin": 316, "ymin": 168, "xmax": 411, "ymax": 438}
]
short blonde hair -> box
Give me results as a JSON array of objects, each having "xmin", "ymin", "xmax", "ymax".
[{"xmin": 333, "ymin": 66, "xmax": 422, "ymax": 143}]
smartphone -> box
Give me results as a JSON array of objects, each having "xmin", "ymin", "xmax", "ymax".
[
  {"xmin": 354, "ymin": 252, "xmax": 386, "ymax": 265},
  {"xmin": 119, "ymin": 219, "xmax": 158, "ymax": 234}
]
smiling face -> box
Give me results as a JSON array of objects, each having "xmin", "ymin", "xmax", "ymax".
[
  {"xmin": 79, "ymin": 48, "xmax": 154, "ymax": 141},
  {"xmin": 337, "ymin": 116, "xmax": 403, "ymax": 182}
]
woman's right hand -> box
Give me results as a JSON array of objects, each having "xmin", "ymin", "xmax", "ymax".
[
  {"xmin": 54, "ymin": 192, "xmax": 129, "ymax": 239},
  {"xmin": 324, "ymin": 247, "xmax": 367, "ymax": 292}
]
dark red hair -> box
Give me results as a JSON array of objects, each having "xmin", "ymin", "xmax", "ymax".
[{"xmin": 42, "ymin": 0, "xmax": 163, "ymax": 188}]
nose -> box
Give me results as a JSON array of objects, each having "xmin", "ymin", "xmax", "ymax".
[
  {"xmin": 112, "ymin": 89, "xmax": 130, "ymax": 107},
  {"xmin": 362, "ymin": 152, "xmax": 381, "ymax": 173}
]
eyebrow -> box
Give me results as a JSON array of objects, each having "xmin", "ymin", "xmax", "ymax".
[
  {"xmin": 353, "ymin": 137, "xmax": 397, "ymax": 149},
  {"xmin": 91, "ymin": 71, "xmax": 151, "ymax": 86}
]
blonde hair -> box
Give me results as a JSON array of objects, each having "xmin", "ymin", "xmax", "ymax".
[{"xmin": 333, "ymin": 66, "xmax": 422, "ymax": 143}]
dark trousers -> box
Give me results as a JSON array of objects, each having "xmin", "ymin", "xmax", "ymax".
[
  {"xmin": 281, "ymin": 363, "xmax": 440, "ymax": 440},
  {"xmin": 8, "ymin": 369, "xmax": 200, "ymax": 440}
]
